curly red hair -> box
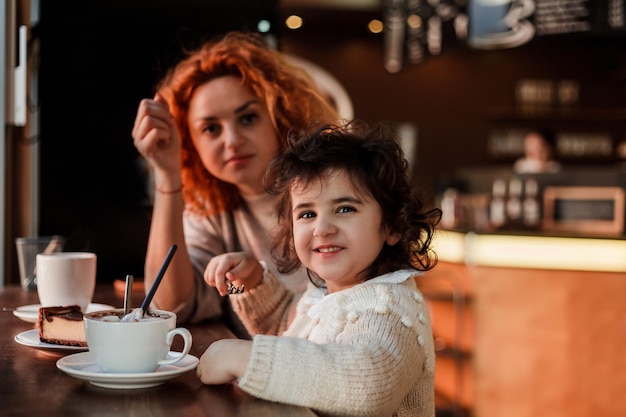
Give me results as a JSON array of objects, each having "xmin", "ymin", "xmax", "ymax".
[{"xmin": 157, "ymin": 32, "xmax": 339, "ymax": 215}]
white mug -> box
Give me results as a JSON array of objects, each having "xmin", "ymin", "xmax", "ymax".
[
  {"xmin": 36, "ymin": 252, "xmax": 96, "ymax": 312},
  {"xmin": 469, "ymin": 0, "xmax": 535, "ymax": 49},
  {"xmin": 84, "ymin": 309, "xmax": 193, "ymax": 373}
]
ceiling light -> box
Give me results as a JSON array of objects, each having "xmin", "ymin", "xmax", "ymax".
[
  {"xmin": 285, "ymin": 15, "xmax": 303, "ymax": 30},
  {"xmin": 368, "ymin": 19, "xmax": 383, "ymax": 34},
  {"xmin": 257, "ymin": 19, "xmax": 271, "ymax": 33}
]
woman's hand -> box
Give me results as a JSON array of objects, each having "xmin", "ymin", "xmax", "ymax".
[
  {"xmin": 204, "ymin": 252, "xmax": 265, "ymax": 296},
  {"xmin": 197, "ymin": 339, "xmax": 252, "ymax": 385},
  {"xmin": 131, "ymin": 93, "xmax": 182, "ymax": 178}
]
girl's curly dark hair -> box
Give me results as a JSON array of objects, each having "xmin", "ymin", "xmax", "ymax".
[{"xmin": 265, "ymin": 121, "xmax": 442, "ymax": 283}]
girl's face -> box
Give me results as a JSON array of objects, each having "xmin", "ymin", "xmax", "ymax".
[
  {"xmin": 187, "ymin": 75, "xmax": 279, "ymax": 196},
  {"xmin": 290, "ymin": 170, "xmax": 400, "ymax": 293}
]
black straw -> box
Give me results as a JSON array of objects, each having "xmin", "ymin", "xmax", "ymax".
[{"xmin": 140, "ymin": 244, "xmax": 177, "ymax": 311}]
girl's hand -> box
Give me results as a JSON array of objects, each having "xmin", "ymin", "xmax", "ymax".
[
  {"xmin": 197, "ymin": 339, "xmax": 252, "ymax": 385},
  {"xmin": 131, "ymin": 93, "xmax": 181, "ymax": 176},
  {"xmin": 204, "ymin": 252, "xmax": 264, "ymax": 296}
]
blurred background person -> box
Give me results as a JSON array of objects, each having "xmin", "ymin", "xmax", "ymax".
[{"xmin": 513, "ymin": 128, "xmax": 561, "ymax": 174}]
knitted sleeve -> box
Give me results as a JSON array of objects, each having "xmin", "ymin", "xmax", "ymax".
[
  {"xmin": 229, "ymin": 270, "xmax": 301, "ymax": 336},
  {"xmin": 237, "ymin": 281, "xmax": 434, "ymax": 417}
]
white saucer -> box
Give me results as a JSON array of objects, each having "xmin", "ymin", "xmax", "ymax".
[
  {"xmin": 14, "ymin": 329, "xmax": 88, "ymax": 353},
  {"xmin": 13, "ymin": 303, "xmax": 114, "ymax": 323},
  {"xmin": 57, "ymin": 351, "xmax": 199, "ymax": 389},
  {"xmin": 469, "ymin": 21, "xmax": 535, "ymax": 49}
]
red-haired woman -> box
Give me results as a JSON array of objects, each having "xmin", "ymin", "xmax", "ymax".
[{"xmin": 131, "ymin": 31, "xmax": 339, "ymax": 334}]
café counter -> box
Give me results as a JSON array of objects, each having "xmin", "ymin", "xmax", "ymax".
[
  {"xmin": 0, "ymin": 283, "xmax": 317, "ymax": 417},
  {"xmin": 425, "ymin": 229, "xmax": 626, "ymax": 417}
]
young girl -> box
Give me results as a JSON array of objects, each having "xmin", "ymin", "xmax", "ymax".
[{"xmin": 198, "ymin": 122, "xmax": 442, "ymax": 417}]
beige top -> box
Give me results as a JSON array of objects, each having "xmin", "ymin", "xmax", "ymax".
[{"xmin": 177, "ymin": 193, "xmax": 308, "ymax": 333}]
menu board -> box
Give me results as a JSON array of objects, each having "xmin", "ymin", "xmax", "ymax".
[
  {"xmin": 468, "ymin": 0, "xmax": 626, "ymax": 50},
  {"xmin": 534, "ymin": 0, "xmax": 625, "ymax": 37},
  {"xmin": 382, "ymin": 0, "xmax": 625, "ymax": 71}
]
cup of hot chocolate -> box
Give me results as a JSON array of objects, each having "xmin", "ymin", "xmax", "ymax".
[{"xmin": 84, "ymin": 308, "xmax": 192, "ymax": 373}]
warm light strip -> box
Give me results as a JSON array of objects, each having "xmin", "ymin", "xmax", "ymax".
[
  {"xmin": 434, "ymin": 230, "xmax": 626, "ymax": 272},
  {"xmin": 433, "ymin": 230, "xmax": 466, "ymax": 264}
]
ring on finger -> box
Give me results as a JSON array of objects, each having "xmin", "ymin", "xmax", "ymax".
[{"xmin": 226, "ymin": 281, "xmax": 245, "ymax": 294}]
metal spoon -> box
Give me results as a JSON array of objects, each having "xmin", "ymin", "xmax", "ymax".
[
  {"xmin": 123, "ymin": 274, "xmax": 133, "ymax": 315},
  {"xmin": 121, "ymin": 244, "xmax": 177, "ymax": 322}
]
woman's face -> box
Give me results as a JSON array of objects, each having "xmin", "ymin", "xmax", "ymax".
[{"xmin": 187, "ymin": 75, "xmax": 280, "ymax": 196}]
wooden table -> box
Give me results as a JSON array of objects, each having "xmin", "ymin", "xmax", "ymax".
[{"xmin": 1, "ymin": 283, "xmax": 317, "ymax": 417}]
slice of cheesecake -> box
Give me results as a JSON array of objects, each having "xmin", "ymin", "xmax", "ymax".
[{"xmin": 38, "ymin": 305, "xmax": 87, "ymax": 347}]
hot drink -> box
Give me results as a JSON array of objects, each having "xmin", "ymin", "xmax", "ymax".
[
  {"xmin": 84, "ymin": 308, "xmax": 192, "ymax": 373},
  {"xmin": 88, "ymin": 310, "xmax": 169, "ymax": 322}
]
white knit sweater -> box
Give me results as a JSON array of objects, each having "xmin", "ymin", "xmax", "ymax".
[{"xmin": 230, "ymin": 269, "xmax": 435, "ymax": 417}]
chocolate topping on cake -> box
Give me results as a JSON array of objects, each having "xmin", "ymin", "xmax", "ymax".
[{"xmin": 38, "ymin": 305, "xmax": 86, "ymax": 347}]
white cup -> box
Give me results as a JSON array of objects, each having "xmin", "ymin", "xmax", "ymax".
[
  {"xmin": 84, "ymin": 309, "xmax": 193, "ymax": 374},
  {"xmin": 36, "ymin": 252, "xmax": 96, "ymax": 312},
  {"xmin": 469, "ymin": 0, "xmax": 535, "ymax": 49}
]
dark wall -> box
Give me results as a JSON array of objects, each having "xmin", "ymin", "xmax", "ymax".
[
  {"xmin": 279, "ymin": 21, "xmax": 626, "ymax": 195},
  {"xmin": 37, "ymin": 0, "xmax": 277, "ymax": 281},
  {"xmin": 33, "ymin": 2, "xmax": 626, "ymax": 279}
]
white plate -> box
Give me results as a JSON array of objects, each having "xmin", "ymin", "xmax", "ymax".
[
  {"xmin": 14, "ymin": 329, "xmax": 88, "ymax": 353},
  {"xmin": 56, "ymin": 351, "xmax": 199, "ymax": 389},
  {"xmin": 13, "ymin": 303, "xmax": 114, "ymax": 323}
]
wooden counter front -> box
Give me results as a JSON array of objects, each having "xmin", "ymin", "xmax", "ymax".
[{"xmin": 424, "ymin": 230, "xmax": 626, "ymax": 417}]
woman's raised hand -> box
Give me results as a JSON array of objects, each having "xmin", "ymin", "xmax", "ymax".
[{"xmin": 132, "ymin": 93, "xmax": 181, "ymax": 176}]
